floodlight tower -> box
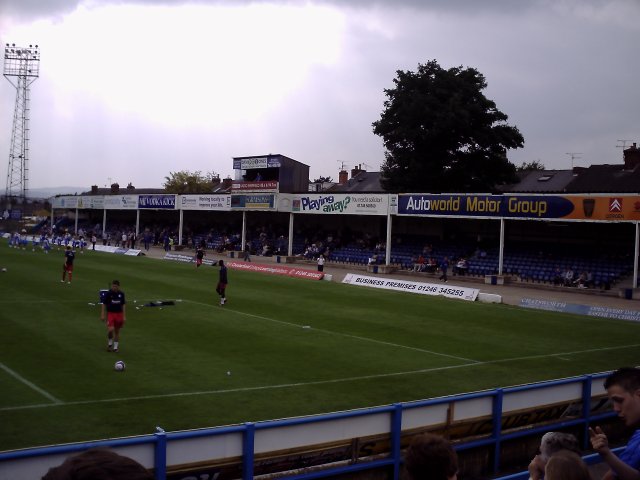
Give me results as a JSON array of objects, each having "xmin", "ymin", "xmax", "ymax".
[{"xmin": 3, "ymin": 43, "xmax": 40, "ymax": 204}]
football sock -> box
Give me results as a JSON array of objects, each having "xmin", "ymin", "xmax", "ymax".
[{"xmin": 114, "ymin": 341, "xmax": 119, "ymax": 350}]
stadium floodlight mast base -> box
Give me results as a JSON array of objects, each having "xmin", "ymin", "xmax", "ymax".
[{"xmin": 3, "ymin": 43, "xmax": 40, "ymax": 208}]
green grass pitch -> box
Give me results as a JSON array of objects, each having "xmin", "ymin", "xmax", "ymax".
[{"xmin": 1, "ymin": 245, "xmax": 639, "ymax": 451}]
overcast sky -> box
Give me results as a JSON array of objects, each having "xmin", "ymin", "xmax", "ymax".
[{"xmin": 1, "ymin": 0, "xmax": 638, "ymax": 190}]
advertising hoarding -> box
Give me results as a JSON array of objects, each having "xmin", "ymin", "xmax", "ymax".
[
  {"xmin": 138, "ymin": 194, "xmax": 176, "ymax": 209},
  {"xmin": 279, "ymin": 193, "xmax": 390, "ymax": 215},
  {"xmin": 179, "ymin": 195, "xmax": 231, "ymax": 211},
  {"xmin": 397, "ymin": 194, "xmax": 640, "ymax": 221},
  {"xmin": 231, "ymin": 194, "xmax": 275, "ymax": 210},
  {"xmin": 103, "ymin": 195, "xmax": 139, "ymax": 210}
]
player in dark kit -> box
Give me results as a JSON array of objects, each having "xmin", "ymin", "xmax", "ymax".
[
  {"xmin": 61, "ymin": 245, "xmax": 75, "ymax": 284},
  {"xmin": 216, "ymin": 259, "xmax": 228, "ymax": 306},
  {"xmin": 195, "ymin": 246, "xmax": 206, "ymax": 268},
  {"xmin": 101, "ymin": 280, "xmax": 126, "ymax": 352}
]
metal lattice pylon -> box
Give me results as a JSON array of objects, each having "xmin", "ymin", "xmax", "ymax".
[{"xmin": 3, "ymin": 43, "xmax": 40, "ymax": 202}]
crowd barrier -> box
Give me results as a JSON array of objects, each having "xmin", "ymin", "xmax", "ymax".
[{"xmin": 0, "ymin": 372, "xmax": 618, "ymax": 480}]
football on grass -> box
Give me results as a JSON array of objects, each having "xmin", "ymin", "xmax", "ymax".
[{"xmin": 114, "ymin": 360, "xmax": 126, "ymax": 372}]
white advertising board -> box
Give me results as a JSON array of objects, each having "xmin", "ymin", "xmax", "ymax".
[
  {"xmin": 342, "ymin": 274, "xmax": 479, "ymax": 301},
  {"xmin": 179, "ymin": 194, "xmax": 231, "ymax": 211},
  {"xmin": 51, "ymin": 196, "xmax": 78, "ymax": 209},
  {"xmin": 279, "ymin": 193, "xmax": 390, "ymax": 215},
  {"xmin": 103, "ymin": 195, "xmax": 139, "ymax": 210},
  {"xmin": 74, "ymin": 196, "xmax": 105, "ymax": 209}
]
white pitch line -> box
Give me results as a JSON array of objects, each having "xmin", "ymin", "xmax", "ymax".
[
  {"xmin": 183, "ymin": 299, "xmax": 478, "ymax": 363},
  {"xmin": 2, "ymin": 342, "xmax": 638, "ymax": 413},
  {"xmin": 0, "ymin": 362, "xmax": 476, "ymax": 412},
  {"xmin": 0, "ymin": 362, "xmax": 61, "ymax": 404}
]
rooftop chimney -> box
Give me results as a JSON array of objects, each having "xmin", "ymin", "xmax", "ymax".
[
  {"xmin": 351, "ymin": 164, "xmax": 365, "ymax": 179},
  {"xmin": 110, "ymin": 183, "xmax": 119, "ymax": 194},
  {"xmin": 338, "ymin": 169, "xmax": 348, "ymax": 185},
  {"xmin": 623, "ymin": 142, "xmax": 640, "ymax": 170},
  {"xmin": 222, "ymin": 177, "xmax": 233, "ymax": 190},
  {"xmin": 91, "ymin": 185, "xmax": 98, "ymax": 194}
]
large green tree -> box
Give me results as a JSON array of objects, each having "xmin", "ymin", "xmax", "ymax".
[
  {"xmin": 163, "ymin": 170, "xmax": 220, "ymax": 194},
  {"xmin": 372, "ymin": 60, "xmax": 524, "ymax": 193},
  {"xmin": 516, "ymin": 160, "xmax": 545, "ymax": 172}
]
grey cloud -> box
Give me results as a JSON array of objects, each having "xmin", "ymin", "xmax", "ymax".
[
  {"xmin": 0, "ymin": 0, "xmax": 549, "ymax": 22},
  {"xmin": 0, "ymin": 0, "xmax": 82, "ymax": 20}
]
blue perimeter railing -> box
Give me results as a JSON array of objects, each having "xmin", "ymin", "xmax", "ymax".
[{"xmin": 0, "ymin": 372, "xmax": 620, "ymax": 480}]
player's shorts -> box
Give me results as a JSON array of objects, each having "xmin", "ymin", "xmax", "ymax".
[
  {"xmin": 196, "ymin": 258, "xmax": 203, "ymax": 266},
  {"xmin": 63, "ymin": 263, "xmax": 74, "ymax": 272},
  {"xmin": 216, "ymin": 282, "xmax": 227, "ymax": 294},
  {"xmin": 107, "ymin": 312, "xmax": 124, "ymax": 329}
]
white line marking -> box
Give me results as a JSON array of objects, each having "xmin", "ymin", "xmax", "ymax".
[
  {"xmin": 0, "ymin": 362, "xmax": 61, "ymax": 404},
  {"xmin": 2, "ymin": 343, "xmax": 637, "ymax": 412},
  {"xmin": 184, "ymin": 299, "xmax": 478, "ymax": 363}
]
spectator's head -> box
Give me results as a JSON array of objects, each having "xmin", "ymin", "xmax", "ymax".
[
  {"xmin": 42, "ymin": 448, "xmax": 153, "ymax": 480},
  {"xmin": 404, "ymin": 433, "xmax": 458, "ymax": 480},
  {"xmin": 544, "ymin": 450, "xmax": 590, "ymax": 480},
  {"xmin": 604, "ymin": 367, "xmax": 640, "ymax": 427},
  {"xmin": 539, "ymin": 432, "xmax": 580, "ymax": 461}
]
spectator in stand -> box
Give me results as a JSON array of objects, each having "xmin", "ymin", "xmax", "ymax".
[
  {"xmin": 454, "ymin": 258, "xmax": 468, "ymax": 276},
  {"xmin": 368, "ymin": 253, "xmax": 378, "ymax": 265},
  {"xmin": 426, "ymin": 256, "xmax": 438, "ymax": 273},
  {"xmin": 575, "ymin": 271, "xmax": 588, "ymax": 288},
  {"xmin": 563, "ymin": 267, "xmax": 575, "ymax": 287},
  {"xmin": 586, "ymin": 271, "xmax": 594, "ymax": 288},
  {"xmin": 404, "ymin": 433, "xmax": 458, "ymax": 480},
  {"xmin": 317, "ymin": 254, "xmax": 325, "ymax": 272},
  {"xmin": 413, "ymin": 255, "xmax": 426, "ymax": 272},
  {"xmin": 544, "ymin": 450, "xmax": 590, "ymax": 480},
  {"xmin": 527, "ymin": 431, "xmax": 581, "ymax": 480},
  {"xmin": 41, "ymin": 448, "xmax": 153, "ymax": 480},
  {"xmin": 552, "ymin": 266, "xmax": 563, "ymax": 286},
  {"xmin": 590, "ymin": 366, "xmax": 640, "ymax": 480}
]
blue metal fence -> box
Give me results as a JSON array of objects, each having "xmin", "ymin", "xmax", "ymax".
[{"xmin": 0, "ymin": 372, "xmax": 619, "ymax": 480}]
